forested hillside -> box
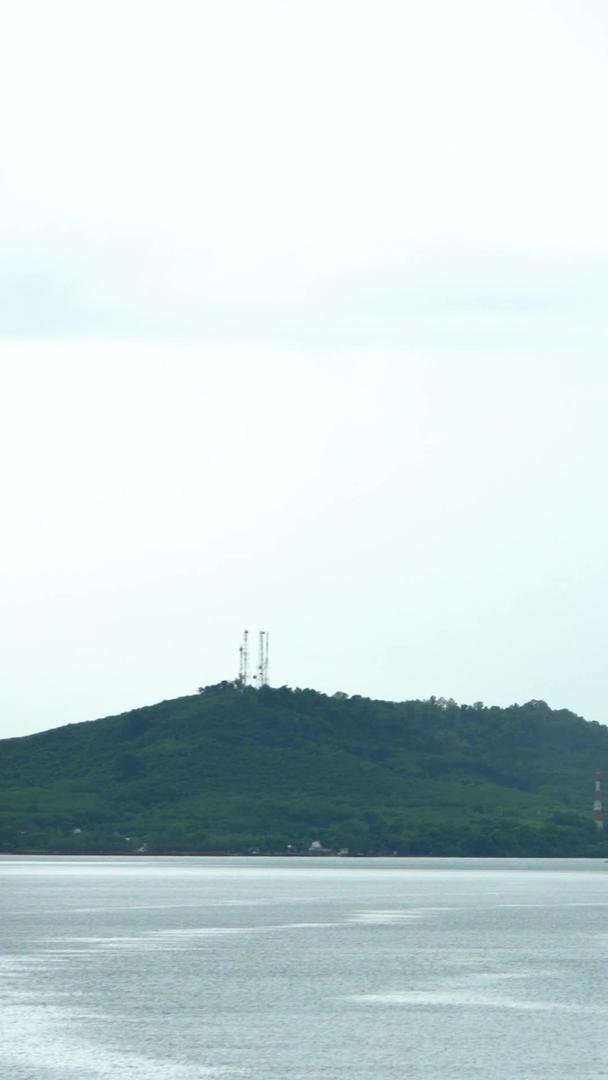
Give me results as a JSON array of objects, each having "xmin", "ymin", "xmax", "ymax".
[{"xmin": 0, "ymin": 684, "xmax": 606, "ymax": 856}]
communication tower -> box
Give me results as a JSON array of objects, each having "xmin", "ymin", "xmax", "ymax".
[
  {"xmin": 257, "ymin": 631, "xmax": 270, "ymax": 687},
  {"xmin": 594, "ymin": 769, "xmax": 604, "ymax": 830},
  {"xmin": 263, "ymin": 631, "xmax": 270, "ymax": 686},
  {"xmin": 237, "ymin": 629, "xmax": 249, "ymax": 689}
]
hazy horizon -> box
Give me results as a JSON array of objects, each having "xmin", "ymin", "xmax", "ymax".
[{"xmin": 2, "ymin": 1, "xmax": 607, "ymax": 737}]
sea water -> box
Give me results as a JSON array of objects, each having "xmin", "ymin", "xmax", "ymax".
[{"xmin": 1, "ymin": 856, "xmax": 607, "ymax": 1079}]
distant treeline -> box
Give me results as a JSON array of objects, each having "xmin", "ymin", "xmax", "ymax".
[{"xmin": 0, "ymin": 684, "xmax": 606, "ymax": 856}]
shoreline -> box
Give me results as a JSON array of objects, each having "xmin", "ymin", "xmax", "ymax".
[{"xmin": 1, "ymin": 850, "xmax": 606, "ymax": 861}]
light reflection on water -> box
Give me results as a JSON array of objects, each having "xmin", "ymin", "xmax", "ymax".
[{"xmin": 1, "ymin": 856, "xmax": 608, "ymax": 1079}]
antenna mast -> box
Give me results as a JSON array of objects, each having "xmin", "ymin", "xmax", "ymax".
[
  {"xmin": 257, "ymin": 631, "xmax": 270, "ymax": 687},
  {"xmin": 237, "ymin": 629, "xmax": 249, "ymax": 689},
  {"xmin": 264, "ymin": 631, "xmax": 269, "ymax": 686},
  {"xmin": 258, "ymin": 631, "xmax": 264, "ymax": 687},
  {"xmin": 594, "ymin": 769, "xmax": 604, "ymax": 830}
]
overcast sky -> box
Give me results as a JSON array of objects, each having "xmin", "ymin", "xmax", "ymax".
[{"xmin": 1, "ymin": 1, "xmax": 607, "ymax": 737}]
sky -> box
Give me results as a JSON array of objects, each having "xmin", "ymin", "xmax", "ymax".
[{"xmin": 1, "ymin": 1, "xmax": 607, "ymax": 737}]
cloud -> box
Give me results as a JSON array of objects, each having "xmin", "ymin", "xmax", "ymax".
[{"xmin": 1, "ymin": 0, "xmax": 607, "ymax": 344}]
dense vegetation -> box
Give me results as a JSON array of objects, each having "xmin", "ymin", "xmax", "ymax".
[{"xmin": 0, "ymin": 684, "xmax": 607, "ymax": 856}]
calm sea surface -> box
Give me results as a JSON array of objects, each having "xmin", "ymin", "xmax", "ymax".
[{"xmin": 1, "ymin": 856, "xmax": 608, "ymax": 1079}]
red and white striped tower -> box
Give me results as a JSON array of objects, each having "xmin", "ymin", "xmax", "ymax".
[{"xmin": 594, "ymin": 770, "xmax": 604, "ymax": 830}]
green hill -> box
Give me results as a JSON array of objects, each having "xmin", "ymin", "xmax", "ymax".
[{"xmin": 0, "ymin": 684, "xmax": 607, "ymax": 856}]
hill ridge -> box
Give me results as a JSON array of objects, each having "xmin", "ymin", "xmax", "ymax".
[{"xmin": 0, "ymin": 683, "xmax": 606, "ymax": 856}]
